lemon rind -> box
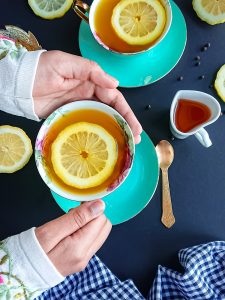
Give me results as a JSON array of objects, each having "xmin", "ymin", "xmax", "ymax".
[{"xmin": 215, "ymin": 64, "xmax": 225, "ymax": 102}]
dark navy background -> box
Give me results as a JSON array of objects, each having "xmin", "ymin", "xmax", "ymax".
[{"xmin": 1, "ymin": 0, "xmax": 225, "ymax": 296}]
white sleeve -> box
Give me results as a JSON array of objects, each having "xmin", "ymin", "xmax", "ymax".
[
  {"xmin": 0, "ymin": 228, "xmax": 65, "ymax": 299},
  {"xmin": 0, "ymin": 37, "xmax": 45, "ymax": 121}
]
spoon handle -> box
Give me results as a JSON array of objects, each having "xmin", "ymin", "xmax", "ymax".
[{"xmin": 161, "ymin": 169, "xmax": 175, "ymax": 228}]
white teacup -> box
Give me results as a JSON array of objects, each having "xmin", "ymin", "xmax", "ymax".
[
  {"xmin": 73, "ymin": 0, "xmax": 172, "ymax": 55},
  {"xmin": 170, "ymin": 90, "xmax": 221, "ymax": 147}
]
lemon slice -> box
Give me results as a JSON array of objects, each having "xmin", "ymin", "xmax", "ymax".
[
  {"xmin": 28, "ymin": 0, "xmax": 73, "ymax": 20},
  {"xmin": 111, "ymin": 0, "xmax": 166, "ymax": 45},
  {"xmin": 51, "ymin": 122, "xmax": 118, "ymax": 189},
  {"xmin": 215, "ymin": 64, "xmax": 225, "ymax": 102},
  {"xmin": 193, "ymin": 0, "xmax": 225, "ymax": 25},
  {"xmin": 0, "ymin": 126, "xmax": 33, "ymax": 173}
]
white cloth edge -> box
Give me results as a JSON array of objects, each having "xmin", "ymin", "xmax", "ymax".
[
  {"xmin": 19, "ymin": 228, "xmax": 65, "ymax": 286},
  {"xmin": 2, "ymin": 228, "xmax": 65, "ymax": 299}
]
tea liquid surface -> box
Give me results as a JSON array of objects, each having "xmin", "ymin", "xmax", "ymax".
[
  {"xmin": 43, "ymin": 109, "xmax": 126, "ymax": 196},
  {"xmin": 94, "ymin": 0, "xmax": 166, "ymax": 53},
  {"xmin": 175, "ymin": 99, "xmax": 211, "ymax": 133}
]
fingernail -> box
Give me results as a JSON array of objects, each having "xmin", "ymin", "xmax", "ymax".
[
  {"xmin": 90, "ymin": 200, "xmax": 105, "ymax": 216},
  {"xmin": 135, "ymin": 135, "xmax": 142, "ymax": 144}
]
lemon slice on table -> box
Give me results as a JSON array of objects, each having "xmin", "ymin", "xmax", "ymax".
[
  {"xmin": 0, "ymin": 126, "xmax": 33, "ymax": 173},
  {"xmin": 51, "ymin": 122, "xmax": 118, "ymax": 189},
  {"xmin": 193, "ymin": 0, "xmax": 225, "ymax": 25},
  {"xmin": 215, "ymin": 64, "xmax": 225, "ymax": 102},
  {"xmin": 111, "ymin": 0, "xmax": 166, "ymax": 45},
  {"xmin": 28, "ymin": 0, "xmax": 73, "ymax": 19}
]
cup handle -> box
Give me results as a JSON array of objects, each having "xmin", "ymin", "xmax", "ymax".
[
  {"xmin": 194, "ymin": 128, "xmax": 212, "ymax": 148},
  {"xmin": 73, "ymin": 0, "xmax": 90, "ymax": 24}
]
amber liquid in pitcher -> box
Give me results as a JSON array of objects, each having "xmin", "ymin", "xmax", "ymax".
[
  {"xmin": 175, "ymin": 99, "xmax": 211, "ymax": 133},
  {"xmin": 42, "ymin": 109, "xmax": 127, "ymax": 196},
  {"xmin": 94, "ymin": 0, "xmax": 166, "ymax": 53}
]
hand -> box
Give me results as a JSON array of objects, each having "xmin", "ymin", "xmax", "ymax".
[
  {"xmin": 33, "ymin": 51, "xmax": 142, "ymax": 143},
  {"xmin": 35, "ymin": 200, "xmax": 111, "ymax": 276}
]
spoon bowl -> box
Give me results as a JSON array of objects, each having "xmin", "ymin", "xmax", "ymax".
[{"xmin": 156, "ymin": 140, "xmax": 174, "ymax": 169}]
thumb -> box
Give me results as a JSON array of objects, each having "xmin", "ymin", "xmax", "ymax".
[{"xmin": 36, "ymin": 200, "xmax": 105, "ymax": 253}]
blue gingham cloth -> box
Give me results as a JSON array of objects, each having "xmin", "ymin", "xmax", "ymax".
[{"xmin": 37, "ymin": 241, "xmax": 225, "ymax": 299}]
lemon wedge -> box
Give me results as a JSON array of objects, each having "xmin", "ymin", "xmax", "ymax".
[
  {"xmin": 28, "ymin": 0, "xmax": 73, "ymax": 19},
  {"xmin": 0, "ymin": 126, "xmax": 33, "ymax": 173},
  {"xmin": 51, "ymin": 122, "xmax": 118, "ymax": 189},
  {"xmin": 193, "ymin": 0, "xmax": 225, "ymax": 25},
  {"xmin": 215, "ymin": 64, "xmax": 225, "ymax": 102},
  {"xmin": 111, "ymin": 0, "xmax": 166, "ymax": 45}
]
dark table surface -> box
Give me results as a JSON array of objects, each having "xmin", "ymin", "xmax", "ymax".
[{"xmin": 1, "ymin": 0, "xmax": 225, "ymax": 297}]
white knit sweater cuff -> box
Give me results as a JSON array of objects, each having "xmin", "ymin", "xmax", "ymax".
[{"xmin": 14, "ymin": 50, "xmax": 45, "ymax": 121}]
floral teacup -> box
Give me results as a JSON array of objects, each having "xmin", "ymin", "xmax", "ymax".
[{"xmin": 35, "ymin": 101, "xmax": 135, "ymax": 201}]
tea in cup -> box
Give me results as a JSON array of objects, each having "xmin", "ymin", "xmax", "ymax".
[
  {"xmin": 170, "ymin": 90, "xmax": 221, "ymax": 147},
  {"xmin": 35, "ymin": 101, "xmax": 135, "ymax": 201},
  {"xmin": 73, "ymin": 0, "xmax": 172, "ymax": 54}
]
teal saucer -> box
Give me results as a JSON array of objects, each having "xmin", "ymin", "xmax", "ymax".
[
  {"xmin": 78, "ymin": 1, "xmax": 187, "ymax": 88},
  {"xmin": 51, "ymin": 131, "xmax": 159, "ymax": 225}
]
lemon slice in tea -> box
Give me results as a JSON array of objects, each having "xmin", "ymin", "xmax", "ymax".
[
  {"xmin": 51, "ymin": 122, "xmax": 118, "ymax": 189},
  {"xmin": 193, "ymin": 0, "xmax": 225, "ymax": 25},
  {"xmin": 215, "ymin": 64, "xmax": 225, "ymax": 102},
  {"xmin": 0, "ymin": 125, "xmax": 33, "ymax": 173},
  {"xmin": 28, "ymin": 0, "xmax": 73, "ymax": 19},
  {"xmin": 111, "ymin": 0, "xmax": 166, "ymax": 45}
]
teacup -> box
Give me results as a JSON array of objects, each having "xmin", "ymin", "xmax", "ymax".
[
  {"xmin": 35, "ymin": 101, "xmax": 135, "ymax": 201},
  {"xmin": 73, "ymin": 0, "xmax": 172, "ymax": 55},
  {"xmin": 170, "ymin": 90, "xmax": 221, "ymax": 147}
]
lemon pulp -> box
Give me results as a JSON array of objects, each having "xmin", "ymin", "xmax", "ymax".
[
  {"xmin": 51, "ymin": 122, "xmax": 118, "ymax": 189},
  {"xmin": 111, "ymin": 0, "xmax": 166, "ymax": 45}
]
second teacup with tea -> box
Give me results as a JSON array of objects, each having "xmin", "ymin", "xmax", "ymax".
[
  {"xmin": 74, "ymin": 0, "xmax": 172, "ymax": 54},
  {"xmin": 35, "ymin": 101, "xmax": 134, "ymax": 201}
]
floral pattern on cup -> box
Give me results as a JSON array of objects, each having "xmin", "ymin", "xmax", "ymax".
[
  {"xmin": 107, "ymin": 144, "xmax": 133, "ymax": 192},
  {"xmin": 107, "ymin": 114, "xmax": 134, "ymax": 192},
  {"xmin": 35, "ymin": 129, "xmax": 48, "ymax": 175},
  {"xmin": 35, "ymin": 108, "xmax": 68, "ymax": 184}
]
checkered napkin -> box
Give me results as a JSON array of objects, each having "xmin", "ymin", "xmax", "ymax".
[{"xmin": 37, "ymin": 241, "xmax": 225, "ymax": 300}]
